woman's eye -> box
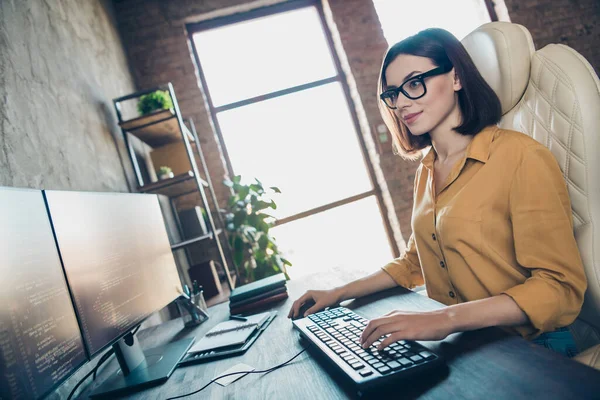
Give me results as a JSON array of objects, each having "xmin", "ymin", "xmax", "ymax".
[{"xmin": 408, "ymin": 80, "xmax": 422, "ymax": 89}]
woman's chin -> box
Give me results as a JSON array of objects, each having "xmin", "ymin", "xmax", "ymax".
[{"xmin": 409, "ymin": 128, "xmax": 428, "ymax": 136}]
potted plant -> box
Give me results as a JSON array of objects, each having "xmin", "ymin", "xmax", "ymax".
[
  {"xmin": 157, "ymin": 166, "xmax": 174, "ymax": 180},
  {"xmin": 223, "ymin": 175, "xmax": 291, "ymax": 284},
  {"xmin": 137, "ymin": 90, "xmax": 173, "ymax": 116}
]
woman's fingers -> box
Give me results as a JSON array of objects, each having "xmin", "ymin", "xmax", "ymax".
[
  {"xmin": 304, "ymin": 300, "xmax": 327, "ymax": 317},
  {"xmin": 361, "ymin": 315, "xmax": 403, "ymax": 348},
  {"xmin": 377, "ymin": 331, "xmax": 404, "ymax": 350},
  {"xmin": 288, "ymin": 292, "xmax": 312, "ymax": 318}
]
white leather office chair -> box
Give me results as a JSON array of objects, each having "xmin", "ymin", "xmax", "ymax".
[{"xmin": 461, "ymin": 22, "xmax": 600, "ymax": 369}]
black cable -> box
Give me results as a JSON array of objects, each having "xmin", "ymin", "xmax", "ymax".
[
  {"xmin": 68, "ymin": 324, "xmax": 141, "ymax": 399},
  {"xmin": 92, "ymin": 324, "xmax": 140, "ymax": 381},
  {"xmin": 67, "ymin": 347, "xmax": 113, "ymax": 400},
  {"xmin": 165, "ymin": 346, "xmax": 309, "ymax": 399},
  {"xmin": 92, "ymin": 349, "xmax": 115, "ymax": 381}
]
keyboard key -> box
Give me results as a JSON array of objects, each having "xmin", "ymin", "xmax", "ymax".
[
  {"xmin": 363, "ymin": 355, "xmax": 375, "ymax": 361},
  {"xmin": 387, "ymin": 361, "xmax": 402, "ymax": 370},
  {"xmin": 399, "ymin": 358, "xmax": 413, "ymax": 367},
  {"xmin": 350, "ymin": 321, "xmax": 364, "ymax": 328},
  {"xmin": 350, "ymin": 362, "xmax": 365, "ymax": 370},
  {"xmin": 359, "ymin": 370, "xmax": 373, "ymax": 377},
  {"xmin": 373, "ymin": 362, "xmax": 385, "ymax": 369},
  {"xmin": 419, "ymin": 351, "xmax": 435, "ymax": 360},
  {"xmin": 377, "ymin": 366, "xmax": 391, "ymax": 374},
  {"xmin": 367, "ymin": 359, "xmax": 379, "ymax": 365},
  {"xmin": 410, "ymin": 355, "xmax": 424, "ymax": 363}
]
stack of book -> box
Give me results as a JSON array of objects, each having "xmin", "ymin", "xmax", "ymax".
[{"xmin": 229, "ymin": 273, "xmax": 288, "ymax": 315}]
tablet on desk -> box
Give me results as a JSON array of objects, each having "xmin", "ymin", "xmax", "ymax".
[{"xmin": 178, "ymin": 311, "xmax": 277, "ymax": 367}]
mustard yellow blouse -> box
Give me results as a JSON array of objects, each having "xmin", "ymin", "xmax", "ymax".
[{"xmin": 382, "ymin": 125, "xmax": 587, "ymax": 339}]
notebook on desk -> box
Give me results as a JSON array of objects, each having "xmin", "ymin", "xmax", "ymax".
[
  {"xmin": 179, "ymin": 311, "xmax": 277, "ymax": 367},
  {"xmin": 188, "ymin": 311, "xmax": 272, "ymax": 354}
]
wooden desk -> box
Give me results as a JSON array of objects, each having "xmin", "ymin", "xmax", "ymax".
[{"xmin": 83, "ymin": 271, "xmax": 600, "ymax": 399}]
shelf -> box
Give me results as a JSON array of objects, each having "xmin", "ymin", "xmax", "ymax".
[
  {"xmin": 171, "ymin": 229, "xmax": 223, "ymax": 251},
  {"xmin": 138, "ymin": 171, "xmax": 208, "ymax": 197},
  {"xmin": 119, "ymin": 109, "xmax": 194, "ymax": 147}
]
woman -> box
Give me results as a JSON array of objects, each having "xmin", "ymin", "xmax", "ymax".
[{"xmin": 288, "ymin": 28, "xmax": 586, "ymax": 357}]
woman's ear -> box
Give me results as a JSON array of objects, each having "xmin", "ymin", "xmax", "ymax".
[{"xmin": 452, "ymin": 68, "xmax": 462, "ymax": 91}]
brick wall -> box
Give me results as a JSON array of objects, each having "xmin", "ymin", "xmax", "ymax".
[
  {"xmin": 112, "ymin": 0, "xmax": 600, "ymax": 244},
  {"xmin": 503, "ymin": 0, "xmax": 600, "ymax": 75}
]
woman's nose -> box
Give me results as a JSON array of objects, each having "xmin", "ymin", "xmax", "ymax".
[{"xmin": 395, "ymin": 93, "xmax": 412, "ymax": 110}]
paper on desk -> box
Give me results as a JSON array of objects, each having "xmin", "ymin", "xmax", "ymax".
[{"xmin": 214, "ymin": 363, "xmax": 255, "ymax": 386}]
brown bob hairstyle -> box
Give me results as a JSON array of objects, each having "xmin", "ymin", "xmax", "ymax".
[{"xmin": 378, "ymin": 28, "xmax": 502, "ymax": 160}]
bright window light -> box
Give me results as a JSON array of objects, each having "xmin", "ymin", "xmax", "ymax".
[
  {"xmin": 193, "ymin": 7, "xmax": 337, "ymax": 107},
  {"xmin": 373, "ymin": 0, "xmax": 491, "ymax": 45}
]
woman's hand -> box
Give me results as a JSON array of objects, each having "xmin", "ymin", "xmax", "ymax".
[
  {"xmin": 360, "ymin": 309, "xmax": 455, "ymax": 350},
  {"xmin": 287, "ymin": 288, "xmax": 343, "ymax": 319}
]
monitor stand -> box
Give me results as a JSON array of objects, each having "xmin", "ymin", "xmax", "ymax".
[{"xmin": 89, "ymin": 331, "xmax": 194, "ymax": 398}]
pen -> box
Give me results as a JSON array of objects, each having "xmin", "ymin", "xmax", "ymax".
[{"xmin": 230, "ymin": 315, "xmax": 247, "ymax": 321}]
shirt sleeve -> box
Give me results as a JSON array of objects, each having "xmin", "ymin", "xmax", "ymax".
[
  {"xmin": 502, "ymin": 145, "xmax": 587, "ymax": 339},
  {"xmin": 381, "ymin": 233, "xmax": 424, "ymax": 289}
]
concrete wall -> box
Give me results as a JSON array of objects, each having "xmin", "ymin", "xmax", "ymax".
[
  {"xmin": 0, "ymin": 0, "xmax": 136, "ymax": 192},
  {"xmin": 0, "ymin": 0, "xmax": 138, "ymax": 398}
]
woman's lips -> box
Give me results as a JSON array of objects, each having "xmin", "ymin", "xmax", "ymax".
[{"xmin": 404, "ymin": 111, "xmax": 423, "ymax": 124}]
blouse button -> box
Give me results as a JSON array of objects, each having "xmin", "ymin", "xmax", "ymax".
[
  {"xmin": 440, "ymin": 261, "xmax": 445, "ymax": 268},
  {"xmin": 449, "ymin": 291, "xmax": 455, "ymax": 298},
  {"xmin": 432, "ymin": 233, "xmax": 437, "ymax": 241}
]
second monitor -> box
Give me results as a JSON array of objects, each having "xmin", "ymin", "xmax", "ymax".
[{"xmin": 44, "ymin": 190, "xmax": 194, "ymax": 398}]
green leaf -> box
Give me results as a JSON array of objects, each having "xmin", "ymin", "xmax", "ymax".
[
  {"xmin": 270, "ymin": 200, "xmax": 277, "ymax": 210},
  {"xmin": 233, "ymin": 210, "xmax": 246, "ymax": 227},
  {"xmin": 281, "ymin": 257, "xmax": 292, "ymax": 266},
  {"xmin": 233, "ymin": 236, "xmax": 244, "ymax": 267},
  {"xmin": 254, "ymin": 200, "xmax": 274, "ymax": 211},
  {"xmin": 258, "ymin": 234, "xmax": 269, "ymax": 250},
  {"xmin": 233, "ymin": 175, "xmax": 242, "ymax": 184},
  {"xmin": 249, "ymin": 184, "xmax": 262, "ymax": 193},
  {"xmin": 223, "ymin": 179, "xmax": 234, "ymax": 188},
  {"xmin": 270, "ymin": 186, "xmax": 281, "ymax": 193},
  {"xmin": 238, "ymin": 186, "xmax": 250, "ymax": 201},
  {"xmin": 228, "ymin": 196, "xmax": 237, "ymax": 207}
]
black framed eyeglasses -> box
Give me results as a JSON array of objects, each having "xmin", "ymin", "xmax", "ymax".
[{"xmin": 380, "ymin": 64, "xmax": 453, "ymax": 109}]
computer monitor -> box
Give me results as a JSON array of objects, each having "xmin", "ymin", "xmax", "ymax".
[
  {"xmin": 44, "ymin": 190, "xmax": 194, "ymax": 398},
  {"xmin": 0, "ymin": 187, "xmax": 87, "ymax": 400}
]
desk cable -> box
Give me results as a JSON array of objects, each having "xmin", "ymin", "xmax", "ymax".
[
  {"xmin": 165, "ymin": 343, "xmax": 310, "ymax": 400},
  {"xmin": 66, "ymin": 324, "xmax": 141, "ymax": 400}
]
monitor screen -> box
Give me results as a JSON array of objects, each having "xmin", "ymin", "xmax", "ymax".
[
  {"xmin": 0, "ymin": 187, "xmax": 87, "ymax": 400},
  {"xmin": 44, "ymin": 191, "xmax": 183, "ymax": 357}
]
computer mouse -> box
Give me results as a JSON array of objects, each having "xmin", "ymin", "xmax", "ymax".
[{"xmin": 292, "ymin": 300, "xmax": 316, "ymax": 320}]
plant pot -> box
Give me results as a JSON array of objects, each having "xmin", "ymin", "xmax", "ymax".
[{"xmin": 158, "ymin": 172, "xmax": 174, "ymax": 180}]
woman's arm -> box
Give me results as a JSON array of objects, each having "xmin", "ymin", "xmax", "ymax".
[
  {"xmin": 360, "ymin": 294, "xmax": 527, "ymax": 350},
  {"xmin": 338, "ymin": 269, "xmax": 399, "ymax": 301},
  {"xmin": 289, "ymin": 233, "xmax": 423, "ymax": 319}
]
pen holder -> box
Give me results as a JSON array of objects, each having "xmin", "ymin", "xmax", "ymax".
[{"xmin": 177, "ymin": 291, "xmax": 209, "ymax": 327}]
